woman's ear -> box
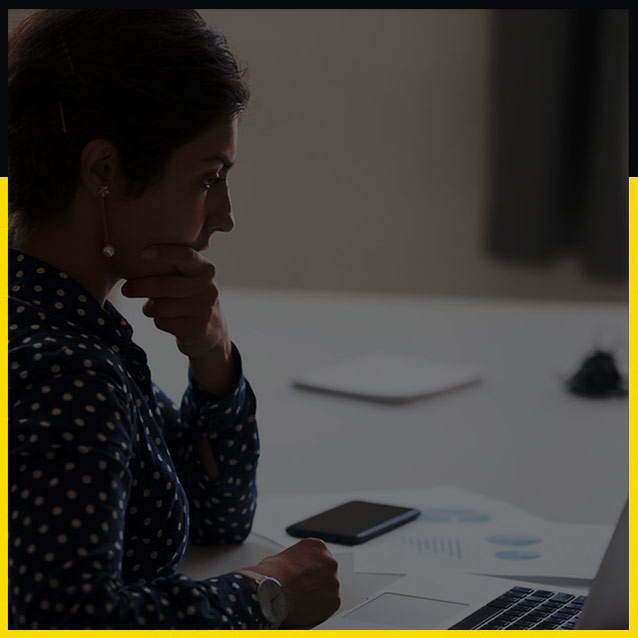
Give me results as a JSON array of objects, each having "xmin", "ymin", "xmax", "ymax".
[{"xmin": 79, "ymin": 139, "xmax": 122, "ymax": 196}]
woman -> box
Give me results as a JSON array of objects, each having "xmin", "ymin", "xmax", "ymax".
[{"xmin": 8, "ymin": 9, "xmax": 339, "ymax": 629}]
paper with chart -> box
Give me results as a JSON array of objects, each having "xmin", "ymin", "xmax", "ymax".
[
  {"xmin": 353, "ymin": 515, "xmax": 614, "ymax": 580},
  {"xmin": 250, "ymin": 485, "xmax": 545, "ymax": 556}
]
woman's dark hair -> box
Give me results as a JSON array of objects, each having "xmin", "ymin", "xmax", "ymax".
[{"xmin": 8, "ymin": 9, "xmax": 250, "ymax": 240}]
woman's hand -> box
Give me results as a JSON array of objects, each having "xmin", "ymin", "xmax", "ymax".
[
  {"xmin": 242, "ymin": 538, "xmax": 341, "ymax": 628},
  {"xmin": 122, "ymin": 244, "xmax": 228, "ymax": 357},
  {"xmin": 121, "ymin": 244, "xmax": 236, "ymax": 396}
]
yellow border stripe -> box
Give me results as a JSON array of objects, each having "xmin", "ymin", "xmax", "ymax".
[
  {"xmin": 629, "ymin": 177, "xmax": 637, "ymax": 636},
  {"xmin": 1, "ymin": 179, "xmax": 8, "ymax": 636}
]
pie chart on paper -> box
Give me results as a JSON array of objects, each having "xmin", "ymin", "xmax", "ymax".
[{"xmin": 486, "ymin": 534, "xmax": 543, "ymax": 547}]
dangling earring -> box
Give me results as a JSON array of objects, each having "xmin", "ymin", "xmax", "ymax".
[{"xmin": 98, "ymin": 184, "xmax": 115, "ymax": 257}]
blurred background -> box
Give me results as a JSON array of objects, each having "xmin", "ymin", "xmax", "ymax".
[{"xmin": 8, "ymin": 9, "xmax": 628, "ymax": 302}]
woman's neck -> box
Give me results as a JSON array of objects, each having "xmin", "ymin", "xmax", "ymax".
[{"xmin": 10, "ymin": 215, "xmax": 117, "ymax": 308}]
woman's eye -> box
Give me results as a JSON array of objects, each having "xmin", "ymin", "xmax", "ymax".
[{"xmin": 201, "ymin": 175, "xmax": 227, "ymax": 190}]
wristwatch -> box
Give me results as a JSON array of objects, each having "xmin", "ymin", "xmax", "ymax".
[{"xmin": 235, "ymin": 569, "xmax": 288, "ymax": 628}]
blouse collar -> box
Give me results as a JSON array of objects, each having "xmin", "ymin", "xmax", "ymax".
[{"xmin": 9, "ymin": 247, "xmax": 135, "ymax": 358}]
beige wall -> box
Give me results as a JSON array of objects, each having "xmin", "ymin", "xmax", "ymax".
[{"xmin": 9, "ymin": 9, "xmax": 627, "ymax": 302}]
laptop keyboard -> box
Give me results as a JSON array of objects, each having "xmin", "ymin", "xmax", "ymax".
[{"xmin": 449, "ymin": 586, "xmax": 587, "ymax": 630}]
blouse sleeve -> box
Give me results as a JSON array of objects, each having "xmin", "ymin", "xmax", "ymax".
[
  {"xmin": 9, "ymin": 350, "xmax": 267, "ymax": 630},
  {"xmin": 152, "ymin": 342, "xmax": 260, "ymax": 545}
]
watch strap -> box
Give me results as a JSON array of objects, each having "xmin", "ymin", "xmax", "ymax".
[{"xmin": 234, "ymin": 568, "xmax": 274, "ymax": 585}]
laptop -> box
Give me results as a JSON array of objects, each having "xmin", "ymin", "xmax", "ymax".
[{"xmin": 316, "ymin": 498, "xmax": 628, "ymax": 630}]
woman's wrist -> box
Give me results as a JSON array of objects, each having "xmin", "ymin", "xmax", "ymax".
[{"xmin": 188, "ymin": 339, "xmax": 238, "ymax": 398}]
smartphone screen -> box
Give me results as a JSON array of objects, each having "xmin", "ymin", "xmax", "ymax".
[{"xmin": 286, "ymin": 500, "xmax": 420, "ymax": 545}]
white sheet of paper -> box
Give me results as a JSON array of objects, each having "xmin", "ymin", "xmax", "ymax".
[
  {"xmin": 251, "ymin": 485, "xmax": 544, "ymax": 556},
  {"xmin": 292, "ymin": 353, "xmax": 481, "ymax": 403},
  {"xmin": 353, "ymin": 518, "xmax": 614, "ymax": 580}
]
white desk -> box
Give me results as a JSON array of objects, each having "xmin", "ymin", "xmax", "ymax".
[{"xmin": 113, "ymin": 288, "xmax": 628, "ymax": 613}]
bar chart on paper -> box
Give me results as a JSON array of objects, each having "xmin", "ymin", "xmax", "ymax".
[
  {"xmin": 397, "ymin": 507, "xmax": 494, "ymax": 561},
  {"xmin": 400, "ymin": 532, "xmax": 465, "ymax": 559}
]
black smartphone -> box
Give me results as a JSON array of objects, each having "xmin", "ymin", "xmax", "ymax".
[{"xmin": 285, "ymin": 500, "xmax": 421, "ymax": 545}]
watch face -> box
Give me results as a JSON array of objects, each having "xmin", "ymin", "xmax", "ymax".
[{"xmin": 258, "ymin": 578, "xmax": 288, "ymax": 626}]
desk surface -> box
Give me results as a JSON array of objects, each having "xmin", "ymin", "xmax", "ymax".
[{"xmin": 114, "ymin": 288, "xmax": 628, "ymax": 611}]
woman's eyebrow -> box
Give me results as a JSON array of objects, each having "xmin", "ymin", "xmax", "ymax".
[{"xmin": 199, "ymin": 153, "xmax": 234, "ymax": 169}]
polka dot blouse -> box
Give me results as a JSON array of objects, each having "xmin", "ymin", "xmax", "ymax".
[{"xmin": 8, "ymin": 248, "xmax": 268, "ymax": 630}]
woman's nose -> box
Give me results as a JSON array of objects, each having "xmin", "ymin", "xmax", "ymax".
[
  {"xmin": 207, "ymin": 185, "xmax": 235, "ymax": 233},
  {"xmin": 212, "ymin": 213, "xmax": 235, "ymax": 234}
]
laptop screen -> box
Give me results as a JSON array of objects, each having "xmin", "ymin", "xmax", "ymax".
[{"xmin": 576, "ymin": 498, "xmax": 628, "ymax": 629}]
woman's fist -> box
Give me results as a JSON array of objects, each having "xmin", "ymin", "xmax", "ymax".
[{"xmin": 243, "ymin": 538, "xmax": 341, "ymax": 628}]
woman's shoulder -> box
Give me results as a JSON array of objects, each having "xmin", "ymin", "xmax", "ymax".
[
  {"xmin": 9, "ymin": 300, "xmax": 132, "ymax": 397},
  {"xmin": 9, "ymin": 303, "xmax": 140, "ymax": 451}
]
